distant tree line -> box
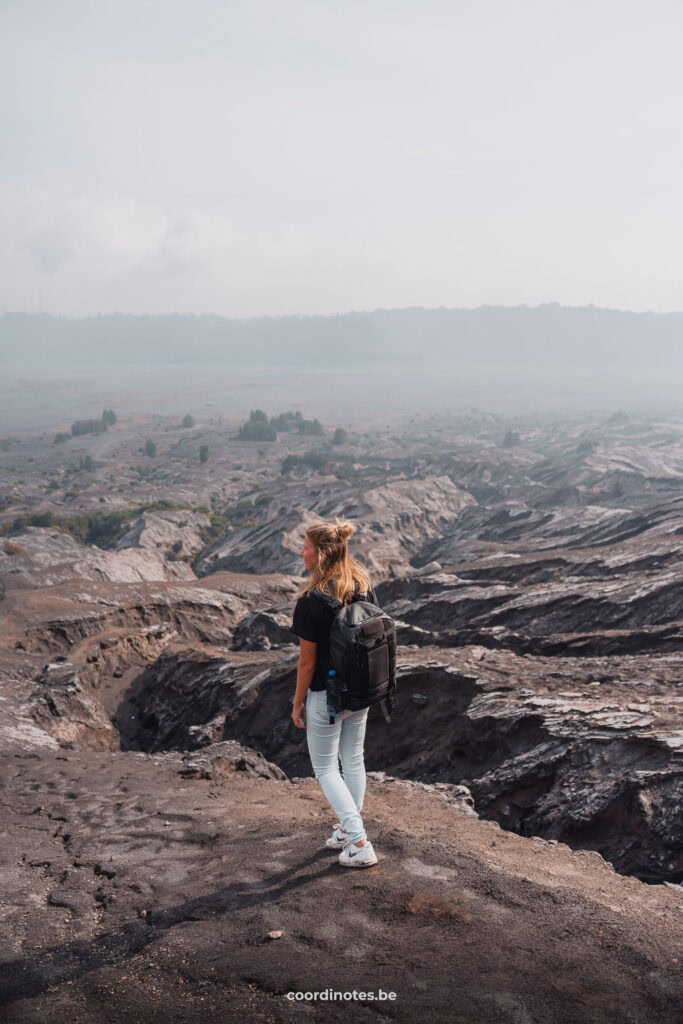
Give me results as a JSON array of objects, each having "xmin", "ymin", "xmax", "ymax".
[
  {"xmin": 71, "ymin": 418, "xmax": 107, "ymax": 437},
  {"xmin": 238, "ymin": 411, "xmax": 277, "ymax": 441},
  {"xmin": 54, "ymin": 408, "xmax": 117, "ymax": 444},
  {"xmin": 237, "ymin": 408, "xmax": 323, "ymax": 442},
  {"xmin": 6, "ymin": 308, "xmax": 683, "ymax": 380}
]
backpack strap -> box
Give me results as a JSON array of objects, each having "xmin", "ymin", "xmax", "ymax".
[
  {"xmin": 311, "ymin": 579, "xmax": 363, "ymax": 610},
  {"xmin": 311, "ymin": 588, "xmax": 343, "ymax": 611}
]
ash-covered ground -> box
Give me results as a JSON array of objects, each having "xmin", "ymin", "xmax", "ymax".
[{"xmin": 1, "ymin": 401, "xmax": 682, "ymax": 1023}]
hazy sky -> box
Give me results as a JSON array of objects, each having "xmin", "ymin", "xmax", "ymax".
[{"xmin": 2, "ymin": 0, "xmax": 682, "ymax": 317}]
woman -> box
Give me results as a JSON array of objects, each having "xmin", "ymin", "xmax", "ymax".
[{"xmin": 289, "ymin": 518, "xmax": 379, "ymax": 868}]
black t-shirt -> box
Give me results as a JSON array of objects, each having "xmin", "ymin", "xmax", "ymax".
[{"xmin": 290, "ymin": 581, "xmax": 378, "ymax": 691}]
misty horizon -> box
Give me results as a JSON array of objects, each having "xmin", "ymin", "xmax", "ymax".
[{"xmin": 4, "ymin": 299, "xmax": 683, "ymax": 320}]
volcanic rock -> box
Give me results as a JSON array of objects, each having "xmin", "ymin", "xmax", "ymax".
[
  {"xmin": 117, "ymin": 645, "xmax": 682, "ymax": 883},
  {"xmin": 115, "ymin": 508, "xmax": 210, "ymax": 561},
  {"xmin": 195, "ymin": 474, "xmax": 476, "ymax": 577},
  {"xmin": 0, "ymin": 526, "xmax": 197, "ymax": 586}
]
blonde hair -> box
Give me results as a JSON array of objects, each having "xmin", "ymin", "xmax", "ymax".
[{"xmin": 299, "ymin": 517, "xmax": 371, "ymax": 603}]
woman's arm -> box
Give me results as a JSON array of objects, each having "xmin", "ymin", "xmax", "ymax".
[{"xmin": 292, "ymin": 638, "xmax": 316, "ymax": 728}]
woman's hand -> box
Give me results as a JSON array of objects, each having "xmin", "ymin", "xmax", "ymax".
[{"xmin": 292, "ymin": 699, "xmax": 306, "ymax": 729}]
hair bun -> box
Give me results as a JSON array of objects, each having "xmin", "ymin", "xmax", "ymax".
[{"xmin": 335, "ymin": 521, "xmax": 353, "ymax": 543}]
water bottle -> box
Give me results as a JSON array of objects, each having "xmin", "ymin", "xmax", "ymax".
[{"xmin": 326, "ymin": 669, "xmax": 341, "ymax": 723}]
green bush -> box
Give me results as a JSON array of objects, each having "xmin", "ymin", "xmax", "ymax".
[
  {"xmin": 102, "ymin": 409, "xmax": 117, "ymax": 426},
  {"xmin": 182, "ymin": 414, "xmax": 195, "ymax": 428},
  {"xmin": 145, "ymin": 440, "xmax": 157, "ymax": 457},
  {"xmin": 54, "ymin": 432, "xmax": 70, "ymax": 444},
  {"xmin": 199, "ymin": 444, "xmax": 209, "ymax": 463},
  {"xmin": 197, "ymin": 512, "xmax": 231, "ymax": 547}
]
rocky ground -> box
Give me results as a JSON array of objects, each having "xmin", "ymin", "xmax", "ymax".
[
  {"xmin": 1, "ymin": 406, "xmax": 683, "ymax": 1022},
  {"xmin": 1, "ymin": 747, "xmax": 681, "ymax": 1024}
]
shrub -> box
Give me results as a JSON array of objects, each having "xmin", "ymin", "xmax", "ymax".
[
  {"xmin": 54, "ymin": 432, "xmax": 70, "ymax": 444},
  {"xmin": 281, "ymin": 451, "xmax": 328, "ymax": 474},
  {"xmin": 270, "ymin": 410, "xmax": 303, "ymax": 431},
  {"xmin": 2, "ymin": 501, "xmax": 191, "ymax": 549},
  {"xmin": 237, "ymin": 420, "xmax": 277, "ymax": 441},
  {"xmin": 182, "ymin": 414, "xmax": 195, "ymax": 428},
  {"xmin": 501, "ymin": 430, "xmax": 520, "ymax": 448},
  {"xmin": 3, "ymin": 539, "xmax": 28, "ymax": 557},
  {"xmin": 145, "ymin": 440, "xmax": 157, "ymax": 457},
  {"xmin": 297, "ymin": 417, "xmax": 323, "ymax": 435},
  {"xmin": 199, "ymin": 444, "xmax": 209, "ymax": 463},
  {"xmin": 198, "ymin": 512, "xmax": 231, "ymax": 547},
  {"xmin": 13, "ymin": 511, "xmax": 54, "ymax": 530},
  {"xmin": 102, "ymin": 409, "xmax": 117, "ymax": 426},
  {"xmin": 332, "ymin": 427, "xmax": 348, "ymax": 445},
  {"xmin": 71, "ymin": 419, "xmax": 107, "ymax": 437}
]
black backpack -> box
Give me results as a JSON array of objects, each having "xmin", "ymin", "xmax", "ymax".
[{"xmin": 312, "ymin": 584, "xmax": 397, "ymax": 724}]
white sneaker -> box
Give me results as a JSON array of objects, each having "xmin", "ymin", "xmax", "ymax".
[
  {"xmin": 325, "ymin": 823, "xmax": 348, "ymax": 849},
  {"xmin": 338, "ymin": 840, "xmax": 378, "ymax": 868}
]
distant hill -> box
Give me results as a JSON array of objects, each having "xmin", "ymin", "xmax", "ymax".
[{"xmin": 1, "ymin": 304, "xmax": 682, "ymax": 371}]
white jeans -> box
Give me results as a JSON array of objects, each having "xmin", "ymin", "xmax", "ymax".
[{"xmin": 305, "ymin": 688, "xmax": 369, "ymax": 845}]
